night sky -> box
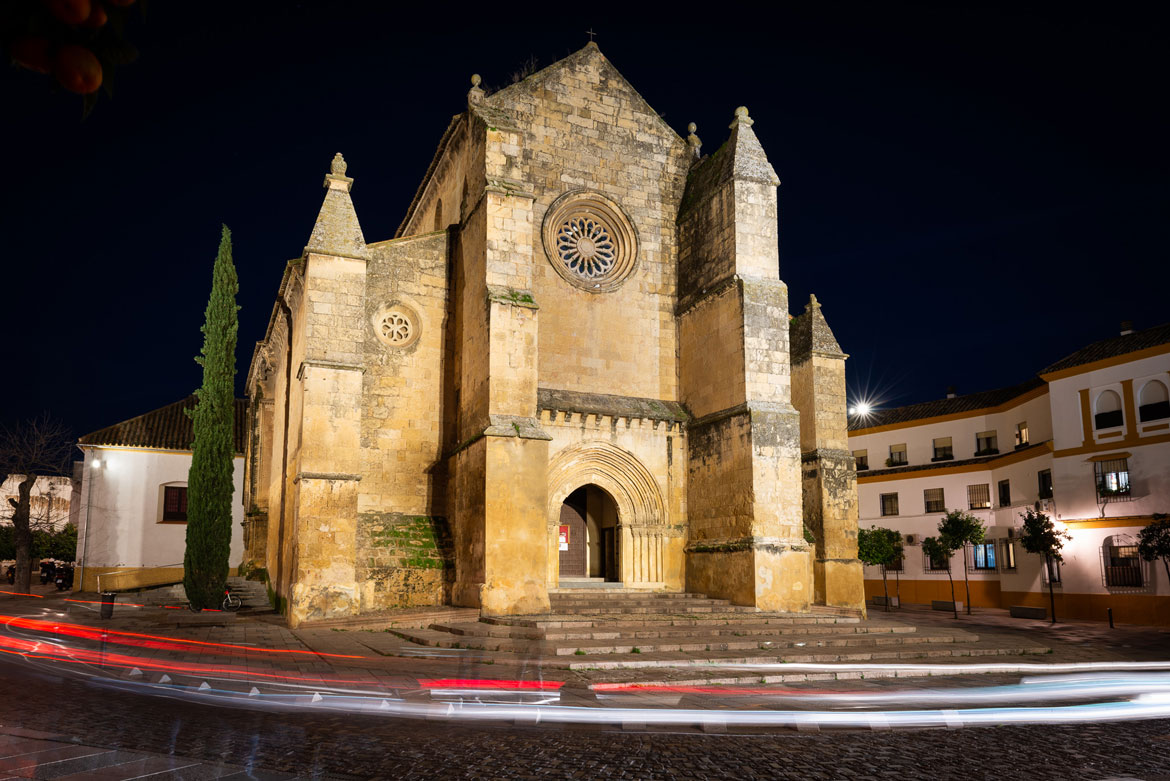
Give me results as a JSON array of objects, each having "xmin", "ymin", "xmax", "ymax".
[{"xmin": 3, "ymin": 3, "xmax": 1165, "ymax": 440}]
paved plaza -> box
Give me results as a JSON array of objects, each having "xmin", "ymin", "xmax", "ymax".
[{"xmin": 0, "ymin": 586, "xmax": 1168, "ymax": 779}]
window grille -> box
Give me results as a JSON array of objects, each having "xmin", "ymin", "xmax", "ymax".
[
  {"xmin": 998, "ymin": 479, "xmax": 1011, "ymax": 508},
  {"xmin": 162, "ymin": 486, "xmax": 188, "ymax": 522},
  {"xmin": 967, "ymin": 483, "xmax": 991, "ymax": 510},
  {"xmin": 976, "ymin": 431, "xmax": 999, "ymax": 456},
  {"xmin": 1094, "ymin": 458, "xmax": 1131, "ymax": 499},
  {"xmin": 1103, "ymin": 544, "xmax": 1143, "ymax": 587},
  {"xmin": 932, "ymin": 437, "xmax": 953, "ymax": 461},
  {"xmin": 967, "ymin": 542, "xmax": 997, "ymax": 572},
  {"xmin": 880, "ymin": 493, "xmax": 899, "ymax": 517},
  {"xmin": 1041, "ymin": 557, "xmax": 1062, "ymax": 584},
  {"xmin": 925, "ymin": 549, "xmax": 950, "ymax": 572},
  {"xmin": 923, "ymin": 487, "xmax": 945, "ymax": 513},
  {"xmin": 882, "ymin": 554, "xmax": 904, "ymax": 574}
]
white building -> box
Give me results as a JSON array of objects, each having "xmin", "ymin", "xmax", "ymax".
[
  {"xmin": 848, "ymin": 322, "xmax": 1170, "ymax": 626},
  {"xmin": 75, "ymin": 396, "xmax": 247, "ymax": 592}
]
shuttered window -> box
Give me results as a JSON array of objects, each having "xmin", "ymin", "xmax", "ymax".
[
  {"xmin": 888, "ymin": 444, "xmax": 907, "ymax": 467},
  {"xmin": 880, "ymin": 493, "xmax": 899, "ymax": 517},
  {"xmin": 967, "ymin": 483, "xmax": 991, "ymax": 510},
  {"xmin": 976, "ymin": 431, "xmax": 998, "ymax": 455},
  {"xmin": 932, "ymin": 437, "xmax": 953, "ymax": 461},
  {"xmin": 162, "ymin": 486, "xmax": 188, "ymax": 522}
]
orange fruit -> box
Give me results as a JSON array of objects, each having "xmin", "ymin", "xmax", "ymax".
[
  {"xmin": 53, "ymin": 45, "xmax": 102, "ymax": 94},
  {"xmin": 10, "ymin": 37, "xmax": 52, "ymax": 74},
  {"xmin": 45, "ymin": 0, "xmax": 91, "ymax": 25}
]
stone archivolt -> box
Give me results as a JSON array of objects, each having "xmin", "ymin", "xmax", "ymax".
[{"xmin": 546, "ymin": 440, "xmax": 664, "ymax": 528}]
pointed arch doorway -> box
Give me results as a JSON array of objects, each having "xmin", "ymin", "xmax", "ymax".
[{"xmin": 558, "ymin": 485, "xmax": 619, "ymax": 582}]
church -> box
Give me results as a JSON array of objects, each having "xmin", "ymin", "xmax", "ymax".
[{"xmin": 242, "ymin": 43, "xmax": 864, "ymax": 627}]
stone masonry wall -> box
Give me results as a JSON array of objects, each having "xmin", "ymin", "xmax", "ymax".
[
  {"xmin": 490, "ymin": 44, "xmax": 690, "ymax": 403},
  {"xmin": 356, "ymin": 511, "xmax": 454, "ymax": 607}
]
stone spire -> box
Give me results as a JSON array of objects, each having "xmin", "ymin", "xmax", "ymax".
[
  {"xmin": 790, "ymin": 293, "xmax": 845, "ymax": 361},
  {"xmin": 726, "ymin": 106, "xmax": 779, "ymax": 186},
  {"xmin": 305, "ymin": 153, "xmax": 368, "ymax": 259}
]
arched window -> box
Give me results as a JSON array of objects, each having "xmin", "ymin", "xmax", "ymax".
[
  {"xmin": 1094, "ymin": 389, "xmax": 1123, "ymax": 430},
  {"xmin": 1139, "ymin": 380, "xmax": 1170, "ymax": 422},
  {"xmin": 433, "ymin": 198, "xmax": 444, "ymax": 232}
]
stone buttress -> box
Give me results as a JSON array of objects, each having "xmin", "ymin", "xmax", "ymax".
[
  {"xmin": 790, "ymin": 294, "xmax": 866, "ymax": 612},
  {"xmin": 676, "ymin": 108, "xmax": 811, "ymax": 611},
  {"xmin": 448, "ymin": 91, "xmax": 552, "ymax": 616}
]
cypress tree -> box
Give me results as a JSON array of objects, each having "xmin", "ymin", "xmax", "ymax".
[{"xmin": 184, "ymin": 225, "xmax": 240, "ymax": 610}]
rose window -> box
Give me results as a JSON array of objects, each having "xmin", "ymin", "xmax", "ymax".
[
  {"xmin": 541, "ymin": 191, "xmax": 638, "ymax": 293},
  {"xmin": 556, "ymin": 217, "xmax": 616, "ymax": 279},
  {"xmin": 380, "ymin": 312, "xmax": 412, "ymax": 344},
  {"xmin": 373, "ymin": 304, "xmax": 420, "ymax": 349}
]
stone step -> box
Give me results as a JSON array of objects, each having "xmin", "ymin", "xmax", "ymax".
[
  {"xmin": 430, "ymin": 620, "xmax": 916, "ymax": 642},
  {"xmin": 545, "ymin": 598, "xmax": 730, "ymax": 607},
  {"xmin": 547, "ymin": 602, "xmax": 736, "ymax": 612},
  {"xmin": 400, "ymin": 627, "xmax": 952, "ymax": 656},
  {"xmin": 547, "ymin": 598, "xmax": 730, "ymax": 607},
  {"xmin": 388, "ymin": 627, "xmax": 1042, "ymax": 667},
  {"xmin": 484, "ymin": 614, "xmax": 861, "ymax": 629},
  {"xmin": 549, "ymin": 591, "xmax": 715, "ymax": 599},
  {"xmin": 561, "ymin": 643, "xmax": 1052, "ymax": 671}
]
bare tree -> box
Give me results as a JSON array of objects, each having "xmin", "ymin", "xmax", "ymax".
[{"xmin": 0, "ymin": 416, "xmax": 74, "ymax": 593}]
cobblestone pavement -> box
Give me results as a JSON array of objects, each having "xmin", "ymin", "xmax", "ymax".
[
  {"xmin": 1, "ymin": 659, "xmax": 1169, "ymax": 780},
  {"xmin": 1, "ymin": 588, "xmax": 1169, "ymax": 778}
]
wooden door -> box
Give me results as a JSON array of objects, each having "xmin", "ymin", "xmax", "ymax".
[
  {"xmin": 558, "ymin": 502, "xmax": 586, "ymax": 577},
  {"xmin": 602, "ymin": 526, "xmax": 617, "ymax": 582}
]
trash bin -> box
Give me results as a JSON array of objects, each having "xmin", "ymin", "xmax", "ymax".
[{"xmin": 100, "ymin": 591, "xmax": 116, "ymax": 619}]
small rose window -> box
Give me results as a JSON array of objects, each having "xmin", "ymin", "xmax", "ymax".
[{"xmin": 373, "ymin": 304, "xmax": 420, "ymax": 349}]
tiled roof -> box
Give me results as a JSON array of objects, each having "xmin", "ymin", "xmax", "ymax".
[
  {"xmin": 79, "ymin": 396, "xmax": 248, "ymax": 454},
  {"xmin": 848, "ymin": 377, "xmax": 1045, "ymax": 432},
  {"xmin": 1041, "ymin": 322, "xmax": 1170, "ymax": 375}
]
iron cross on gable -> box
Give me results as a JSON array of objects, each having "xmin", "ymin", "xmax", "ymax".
[{"xmin": 586, "ymin": 28, "xmax": 596, "ymax": 42}]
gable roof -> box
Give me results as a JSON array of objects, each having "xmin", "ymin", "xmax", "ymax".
[
  {"xmin": 79, "ymin": 396, "xmax": 248, "ymax": 454},
  {"xmin": 848, "ymin": 377, "xmax": 1045, "ymax": 432},
  {"xmin": 1040, "ymin": 322, "xmax": 1170, "ymax": 376},
  {"xmin": 486, "ymin": 43, "xmax": 682, "ymax": 143}
]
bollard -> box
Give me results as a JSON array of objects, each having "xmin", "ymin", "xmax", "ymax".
[
  {"xmin": 100, "ymin": 591, "xmax": 116, "ymax": 619},
  {"xmin": 1107, "ymin": 607, "xmax": 1114, "ymax": 628}
]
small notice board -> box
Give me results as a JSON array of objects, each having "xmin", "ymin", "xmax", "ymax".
[{"xmin": 558, "ymin": 525, "xmax": 570, "ymax": 551}]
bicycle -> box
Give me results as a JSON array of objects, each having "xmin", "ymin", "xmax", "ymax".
[{"xmin": 222, "ymin": 585, "xmax": 242, "ymax": 612}]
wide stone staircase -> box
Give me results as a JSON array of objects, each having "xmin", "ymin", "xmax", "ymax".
[
  {"xmin": 389, "ymin": 589, "xmax": 1051, "ymax": 671},
  {"xmin": 119, "ymin": 576, "xmax": 271, "ymax": 612}
]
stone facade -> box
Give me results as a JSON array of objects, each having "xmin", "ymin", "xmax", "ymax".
[{"xmin": 243, "ymin": 44, "xmax": 864, "ymax": 627}]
